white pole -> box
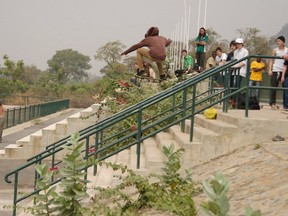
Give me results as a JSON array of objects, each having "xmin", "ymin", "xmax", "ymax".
[
  {"xmin": 184, "ymin": 0, "xmax": 187, "ymax": 51},
  {"xmin": 176, "ymin": 21, "xmax": 181, "ymax": 70},
  {"xmin": 180, "ymin": 17, "xmax": 184, "ymax": 68},
  {"xmin": 187, "ymin": 5, "xmax": 191, "ymax": 51},
  {"xmin": 197, "ymin": 0, "xmax": 201, "ymax": 32},
  {"xmin": 204, "ymin": 0, "xmax": 208, "ymax": 28},
  {"xmin": 174, "ymin": 23, "xmax": 179, "ymax": 71}
]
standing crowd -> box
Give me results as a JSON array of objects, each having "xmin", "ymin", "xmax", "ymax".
[{"xmin": 122, "ymin": 26, "xmax": 288, "ymax": 110}]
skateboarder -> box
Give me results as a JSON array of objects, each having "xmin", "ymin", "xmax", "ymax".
[{"xmin": 121, "ymin": 26, "xmax": 172, "ymax": 80}]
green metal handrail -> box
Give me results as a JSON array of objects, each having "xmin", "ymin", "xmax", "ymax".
[
  {"xmin": 4, "ymin": 55, "xmax": 287, "ymax": 216},
  {"xmin": 4, "ymin": 98, "xmax": 70, "ymax": 129}
]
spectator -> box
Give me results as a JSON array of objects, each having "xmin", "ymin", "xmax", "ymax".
[
  {"xmin": 205, "ymin": 51, "xmax": 216, "ymax": 70},
  {"xmin": 0, "ymin": 100, "xmax": 5, "ymax": 143},
  {"xmin": 268, "ymin": 36, "xmax": 288, "ymax": 109},
  {"xmin": 215, "ymin": 47, "xmax": 227, "ymax": 85},
  {"xmin": 194, "ymin": 27, "xmax": 208, "ymax": 72},
  {"xmin": 215, "ymin": 47, "xmax": 227, "ymax": 66},
  {"xmin": 280, "ymin": 57, "xmax": 288, "ymax": 110},
  {"xmin": 226, "ymin": 40, "xmax": 237, "ymax": 62},
  {"xmin": 232, "ymin": 38, "xmax": 249, "ymax": 87},
  {"xmin": 249, "ymin": 56, "xmax": 266, "ymax": 101},
  {"xmin": 174, "ymin": 50, "xmax": 194, "ymax": 77},
  {"xmin": 226, "ymin": 40, "xmax": 237, "ymax": 87},
  {"xmin": 121, "ymin": 26, "xmax": 172, "ymax": 80}
]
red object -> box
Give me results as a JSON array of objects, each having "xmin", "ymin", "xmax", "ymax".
[
  {"xmin": 88, "ymin": 147, "xmax": 96, "ymax": 153},
  {"xmin": 130, "ymin": 125, "xmax": 137, "ymax": 131},
  {"xmin": 49, "ymin": 167, "xmax": 58, "ymax": 172},
  {"xmin": 116, "ymin": 97, "xmax": 127, "ymax": 104}
]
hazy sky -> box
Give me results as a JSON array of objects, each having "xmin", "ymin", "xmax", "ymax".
[{"xmin": 1, "ymin": 0, "xmax": 287, "ymax": 74}]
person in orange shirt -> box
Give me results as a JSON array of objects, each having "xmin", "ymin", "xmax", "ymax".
[
  {"xmin": 249, "ymin": 56, "xmax": 266, "ymax": 102},
  {"xmin": 0, "ymin": 100, "xmax": 6, "ymax": 143}
]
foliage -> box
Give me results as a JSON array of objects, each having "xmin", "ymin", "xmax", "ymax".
[
  {"xmin": 200, "ymin": 172, "xmax": 230, "ymax": 216},
  {"xmin": 200, "ymin": 172, "xmax": 262, "ymax": 216},
  {"xmin": 0, "ymin": 78, "xmax": 17, "ymax": 96},
  {"xmin": 1, "ymin": 55, "xmax": 25, "ymax": 82},
  {"xmin": 21, "ymin": 65, "xmax": 42, "ymax": 84},
  {"xmin": 47, "ymin": 49, "xmax": 91, "ymax": 83},
  {"xmin": 235, "ymin": 27, "xmax": 272, "ymax": 55},
  {"xmin": 29, "ymin": 133, "xmax": 90, "ymax": 216},
  {"xmin": 94, "ymin": 40, "xmax": 126, "ymax": 74},
  {"xmin": 245, "ymin": 207, "xmax": 262, "ymax": 216},
  {"xmin": 91, "ymin": 144, "xmax": 198, "ymax": 215}
]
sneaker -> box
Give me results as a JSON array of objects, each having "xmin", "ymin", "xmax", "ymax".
[
  {"xmin": 160, "ymin": 74, "xmax": 167, "ymax": 81},
  {"xmin": 136, "ymin": 70, "xmax": 145, "ymax": 76},
  {"xmin": 271, "ymin": 104, "xmax": 277, "ymax": 110}
]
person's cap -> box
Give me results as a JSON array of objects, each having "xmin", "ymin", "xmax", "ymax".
[
  {"xmin": 277, "ymin": 36, "xmax": 285, "ymax": 43},
  {"xmin": 235, "ymin": 38, "xmax": 244, "ymax": 44}
]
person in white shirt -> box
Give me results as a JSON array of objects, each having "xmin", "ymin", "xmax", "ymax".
[
  {"xmin": 268, "ymin": 36, "xmax": 288, "ymax": 109},
  {"xmin": 214, "ymin": 47, "xmax": 227, "ymax": 86},
  {"xmin": 232, "ymin": 38, "xmax": 249, "ymax": 87}
]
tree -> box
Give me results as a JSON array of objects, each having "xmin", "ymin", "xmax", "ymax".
[
  {"xmin": 21, "ymin": 65, "xmax": 42, "ymax": 84},
  {"xmin": 1, "ymin": 55, "xmax": 24, "ymax": 82},
  {"xmin": 236, "ymin": 27, "xmax": 272, "ymax": 55},
  {"xmin": 94, "ymin": 40, "xmax": 126, "ymax": 75},
  {"xmin": 47, "ymin": 49, "xmax": 91, "ymax": 83}
]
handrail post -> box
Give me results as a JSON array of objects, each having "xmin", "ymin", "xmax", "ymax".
[
  {"xmin": 245, "ymin": 57, "xmax": 251, "ymax": 117},
  {"xmin": 190, "ymin": 84, "xmax": 197, "ymax": 142},
  {"xmin": 12, "ymin": 172, "xmax": 19, "ymax": 216},
  {"xmin": 93, "ymin": 131, "xmax": 99, "ymax": 175},
  {"xmin": 181, "ymin": 88, "xmax": 188, "ymax": 132},
  {"xmin": 12, "ymin": 108, "xmax": 16, "ymax": 126},
  {"xmin": 223, "ymin": 68, "xmax": 230, "ymax": 113},
  {"xmin": 136, "ymin": 110, "xmax": 142, "ymax": 169},
  {"xmin": 84, "ymin": 137, "xmax": 89, "ymax": 183},
  {"xmin": 51, "ymin": 146, "xmax": 56, "ymax": 182}
]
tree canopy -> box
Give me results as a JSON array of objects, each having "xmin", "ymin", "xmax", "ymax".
[{"xmin": 47, "ymin": 49, "xmax": 91, "ymax": 83}]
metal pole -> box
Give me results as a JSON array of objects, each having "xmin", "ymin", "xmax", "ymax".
[
  {"xmin": 197, "ymin": 0, "xmax": 201, "ymax": 31},
  {"xmin": 204, "ymin": 0, "xmax": 208, "ymax": 28}
]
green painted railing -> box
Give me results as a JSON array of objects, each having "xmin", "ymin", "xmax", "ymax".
[
  {"xmin": 4, "ymin": 99, "xmax": 70, "ymax": 129},
  {"xmin": 4, "ymin": 55, "xmax": 287, "ymax": 216}
]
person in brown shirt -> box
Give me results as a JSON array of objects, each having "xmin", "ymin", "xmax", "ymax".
[
  {"xmin": 0, "ymin": 100, "xmax": 5, "ymax": 142},
  {"xmin": 121, "ymin": 26, "xmax": 172, "ymax": 80}
]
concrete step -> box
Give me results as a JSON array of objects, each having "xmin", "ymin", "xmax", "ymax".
[
  {"xmin": 143, "ymin": 137, "xmax": 164, "ymax": 171},
  {"xmin": 194, "ymin": 114, "xmax": 238, "ymax": 136},
  {"xmin": 167, "ymin": 125, "xmax": 203, "ymax": 167},
  {"xmin": 55, "ymin": 120, "xmax": 68, "ymax": 135},
  {"xmin": 155, "ymin": 131, "xmax": 181, "ymax": 151}
]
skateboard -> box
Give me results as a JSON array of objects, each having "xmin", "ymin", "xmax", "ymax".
[{"xmin": 135, "ymin": 75, "xmax": 162, "ymax": 83}]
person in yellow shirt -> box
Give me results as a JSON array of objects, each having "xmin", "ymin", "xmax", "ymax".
[{"xmin": 249, "ymin": 57, "xmax": 266, "ymax": 101}]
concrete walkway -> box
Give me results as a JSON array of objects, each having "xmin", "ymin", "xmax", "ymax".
[
  {"xmin": 193, "ymin": 140, "xmax": 288, "ymax": 216},
  {"xmin": 0, "ymin": 108, "xmax": 81, "ymax": 216}
]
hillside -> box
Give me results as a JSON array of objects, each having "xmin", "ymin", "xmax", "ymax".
[{"xmin": 276, "ymin": 23, "xmax": 288, "ymax": 37}]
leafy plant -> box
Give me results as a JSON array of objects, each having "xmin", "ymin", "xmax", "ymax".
[
  {"xmin": 90, "ymin": 144, "xmax": 199, "ymax": 215},
  {"xmin": 200, "ymin": 172, "xmax": 230, "ymax": 216},
  {"xmin": 245, "ymin": 207, "xmax": 262, "ymax": 216},
  {"xmin": 200, "ymin": 172, "xmax": 262, "ymax": 216},
  {"xmin": 29, "ymin": 133, "xmax": 90, "ymax": 216}
]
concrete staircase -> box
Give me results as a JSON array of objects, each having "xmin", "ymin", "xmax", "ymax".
[
  {"xmin": 85, "ymin": 109, "xmax": 288, "ymax": 195},
  {"xmin": 0, "ymin": 104, "xmax": 104, "ymax": 159},
  {"xmin": 5, "ymin": 108, "xmax": 288, "ymax": 215}
]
